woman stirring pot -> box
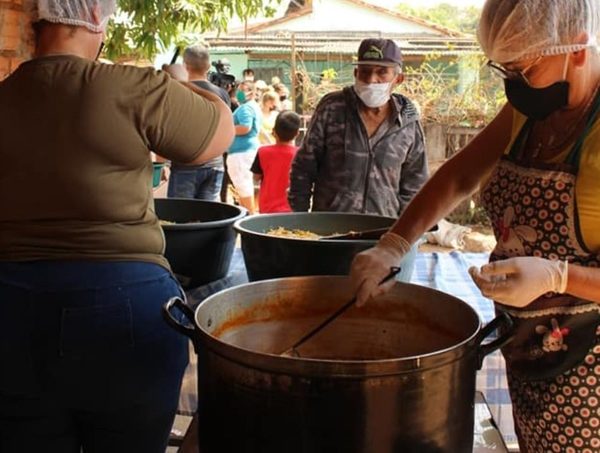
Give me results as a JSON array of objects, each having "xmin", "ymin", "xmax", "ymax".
[{"xmin": 351, "ymin": 1, "xmax": 600, "ymax": 451}]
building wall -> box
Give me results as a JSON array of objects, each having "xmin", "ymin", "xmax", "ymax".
[
  {"xmin": 261, "ymin": 0, "xmax": 445, "ymax": 34},
  {"xmin": 0, "ymin": 0, "xmax": 35, "ymax": 80},
  {"xmin": 211, "ymin": 50, "xmax": 249, "ymax": 81}
]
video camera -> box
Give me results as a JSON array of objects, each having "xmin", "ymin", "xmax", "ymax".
[{"xmin": 209, "ymin": 58, "xmax": 236, "ymax": 90}]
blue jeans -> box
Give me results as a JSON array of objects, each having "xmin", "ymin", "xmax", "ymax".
[
  {"xmin": 167, "ymin": 166, "xmax": 224, "ymax": 201},
  {"xmin": 0, "ymin": 261, "xmax": 188, "ymax": 453}
]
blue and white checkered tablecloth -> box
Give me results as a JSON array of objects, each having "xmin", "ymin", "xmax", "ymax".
[
  {"xmin": 182, "ymin": 249, "xmax": 517, "ymax": 448},
  {"xmin": 411, "ymin": 252, "xmax": 516, "ymax": 447}
]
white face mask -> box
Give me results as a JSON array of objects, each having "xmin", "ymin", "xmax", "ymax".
[{"xmin": 353, "ymin": 81, "xmax": 392, "ymax": 108}]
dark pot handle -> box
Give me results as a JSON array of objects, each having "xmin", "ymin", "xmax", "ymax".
[
  {"xmin": 475, "ymin": 311, "xmax": 515, "ymax": 370},
  {"xmin": 162, "ymin": 296, "xmax": 199, "ymax": 342}
]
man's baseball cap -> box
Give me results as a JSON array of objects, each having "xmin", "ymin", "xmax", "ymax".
[{"xmin": 353, "ymin": 38, "xmax": 403, "ymax": 67}]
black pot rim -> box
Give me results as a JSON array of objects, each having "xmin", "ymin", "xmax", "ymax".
[
  {"xmin": 192, "ymin": 276, "xmax": 484, "ymax": 377},
  {"xmin": 158, "ymin": 198, "xmax": 247, "ymax": 230},
  {"xmin": 234, "ymin": 212, "xmax": 395, "ymax": 244}
]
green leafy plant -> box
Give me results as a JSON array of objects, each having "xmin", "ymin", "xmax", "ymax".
[
  {"xmin": 106, "ymin": 0, "xmax": 278, "ymax": 61},
  {"xmin": 294, "ymin": 53, "xmax": 505, "ymax": 129},
  {"xmin": 396, "ymin": 3, "xmax": 480, "ymax": 34},
  {"xmin": 401, "ymin": 53, "xmax": 505, "ymax": 128}
]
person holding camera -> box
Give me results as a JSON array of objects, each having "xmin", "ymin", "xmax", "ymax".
[{"xmin": 209, "ymin": 58, "xmax": 236, "ymax": 94}]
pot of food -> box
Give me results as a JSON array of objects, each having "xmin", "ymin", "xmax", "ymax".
[
  {"xmin": 155, "ymin": 198, "xmax": 246, "ymax": 288},
  {"xmin": 163, "ymin": 277, "xmax": 513, "ymax": 453},
  {"xmin": 233, "ymin": 212, "xmax": 417, "ymax": 281}
]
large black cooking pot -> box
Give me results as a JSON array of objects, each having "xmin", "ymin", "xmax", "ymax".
[
  {"xmin": 154, "ymin": 198, "xmax": 246, "ymax": 288},
  {"xmin": 234, "ymin": 212, "xmax": 409, "ymax": 281},
  {"xmin": 164, "ymin": 277, "xmax": 513, "ymax": 453}
]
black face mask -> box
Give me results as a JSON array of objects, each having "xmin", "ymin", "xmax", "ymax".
[{"xmin": 504, "ymin": 78, "xmax": 569, "ymax": 121}]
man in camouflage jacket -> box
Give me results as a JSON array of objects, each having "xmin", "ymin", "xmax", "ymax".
[{"xmin": 288, "ymin": 39, "xmax": 428, "ymax": 218}]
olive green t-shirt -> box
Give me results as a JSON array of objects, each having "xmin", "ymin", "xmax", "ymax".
[{"xmin": 0, "ymin": 55, "xmax": 220, "ymax": 268}]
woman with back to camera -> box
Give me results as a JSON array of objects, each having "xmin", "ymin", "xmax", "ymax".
[
  {"xmin": 0, "ymin": 1, "xmax": 233, "ymax": 451},
  {"xmin": 350, "ymin": 1, "xmax": 600, "ymax": 451}
]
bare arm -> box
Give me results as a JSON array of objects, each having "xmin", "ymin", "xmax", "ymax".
[
  {"xmin": 182, "ymin": 82, "xmax": 234, "ymax": 165},
  {"xmin": 390, "ymin": 103, "xmax": 514, "ymax": 243},
  {"xmin": 351, "ymin": 104, "xmax": 514, "ymax": 306},
  {"xmin": 236, "ymin": 125, "xmax": 251, "ymax": 135},
  {"xmin": 564, "ymin": 265, "xmax": 600, "ymax": 303}
]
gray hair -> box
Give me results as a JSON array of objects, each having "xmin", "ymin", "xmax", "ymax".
[{"xmin": 183, "ymin": 45, "xmax": 211, "ymax": 72}]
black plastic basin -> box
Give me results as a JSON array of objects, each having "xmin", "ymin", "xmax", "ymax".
[
  {"xmin": 155, "ymin": 198, "xmax": 246, "ymax": 288},
  {"xmin": 233, "ymin": 212, "xmax": 400, "ymax": 281}
]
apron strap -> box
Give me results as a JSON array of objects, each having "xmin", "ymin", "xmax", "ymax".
[
  {"xmin": 507, "ymin": 117, "xmax": 535, "ymax": 160},
  {"xmin": 565, "ymin": 88, "xmax": 600, "ymax": 168},
  {"xmin": 508, "ymin": 88, "xmax": 600, "ymax": 169}
]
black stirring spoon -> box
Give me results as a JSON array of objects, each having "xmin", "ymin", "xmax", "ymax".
[{"xmin": 280, "ymin": 266, "xmax": 402, "ymax": 358}]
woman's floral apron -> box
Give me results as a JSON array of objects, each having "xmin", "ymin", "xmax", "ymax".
[{"xmin": 481, "ymin": 101, "xmax": 600, "ymax": 452}]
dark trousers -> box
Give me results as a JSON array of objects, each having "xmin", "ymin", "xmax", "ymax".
[
  {"xmin": 167, "ymin": 166, "xmax": 224, "ymax": 201},
  {"xmin": 220, "ymin": 154, "xmax": 230, "ymax": 203},
  {"xmin": 0, "ymin": 261, "xmax": 188, "ymax": 453}
]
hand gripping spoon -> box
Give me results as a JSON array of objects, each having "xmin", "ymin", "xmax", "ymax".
[{"xmin": 280, "ymin": 266, "xmax": 402, "ymax": 358}]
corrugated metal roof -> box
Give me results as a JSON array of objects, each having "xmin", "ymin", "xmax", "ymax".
[
  {"xmin": 210, "ymin": 46, "xmax": 480, "ymax": 56},
  {"xmin": 206, "ymin": 35, "xmax": 481, "ymax": 56}
]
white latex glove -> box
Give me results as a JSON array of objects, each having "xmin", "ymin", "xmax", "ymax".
[
  {"xmin": 469, "ymin": 257, "xmax": 569, "ymax": 308},
  {"xmin": 350, "ymin": 232, "xmax": 411, "ymax": 307}
]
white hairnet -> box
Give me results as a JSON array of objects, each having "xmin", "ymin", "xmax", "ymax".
[
  {"xmin": 478, "ymin": 0, "xmax": 600, "ymax": 63},
  {"xmin": 37, "ymin": 0, "xmax": 117, "ymax": 33}
]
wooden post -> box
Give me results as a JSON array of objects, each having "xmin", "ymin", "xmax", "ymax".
[{"xmin": 291, "ymin": 32, "xmax": 297, "ymax": 112}]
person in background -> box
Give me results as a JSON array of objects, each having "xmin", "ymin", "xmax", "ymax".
[
  {"xmin": 242, "ymin": 67, "xmax": 255, "ymax": 82},
  {"xmin": 273, "ymin": 83, "xmax": 293, "ymax": 111},
  {"xmin": 350, "ymin": 1, "xmax": 600, "ymax": 451},
  {"xmin": 288, "ymin": 38, "xmax": 428, "ymax": 281},
  {"xmin": 259, "ymin": 90, "xmax": 280, "ymax": 145},
  {"xmin": 159, "ymin": 46, "xmax": 231, "ymax": 202},
  {"xmin": 0, "ymin": 1, "xmax": 234, "ymax": 452},
  {"xmin": 228, "ymin": 81, "xmax": 240, "ymax": 111},
  {"xmin": 251, "ymin": 111, "xmax": 301, "ymax": 213},
  {"xmin": 254, "ymin": 79, "xmax": 270, "ymax": 102},
  {"xmin": 221, "ymin": 81, "xmax": 240, "ymax": 202},
  {"xmin": 227, "ymin": 81, "xmax": 263, "ymax": 213},
  {"xmin": 184, "ymin": 46, "xmax": 231, "ymax": 106}
]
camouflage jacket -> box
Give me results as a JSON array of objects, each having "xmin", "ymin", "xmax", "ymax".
[{"xmin": 288, "ymin": 87, "xmax": 428, "ymax": 217}]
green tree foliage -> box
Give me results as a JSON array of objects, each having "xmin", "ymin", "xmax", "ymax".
[
  {"xmin": 397, "ymin": 2, "xmax": 480, "ymax": 35},
  {"xmin": 296, "ymin": 54, "xmax": 504, "ymax": 128},
  {"xmin": 402, "ymin": 54, "xmax": 505, "ymax": 128},
  {"xmin": 106, "ymin": 0, "xmax": 278, "ymax": 60}
]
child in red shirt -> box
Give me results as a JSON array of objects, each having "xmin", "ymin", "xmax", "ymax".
[{"xmin": 251, "ymin": 111, "xmax": 301, "ymax": 213}]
